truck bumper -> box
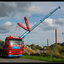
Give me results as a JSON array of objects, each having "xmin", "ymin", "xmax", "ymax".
[{"xmin": 8, "ymin": 55, "xmax": 22, "ymax": 57}]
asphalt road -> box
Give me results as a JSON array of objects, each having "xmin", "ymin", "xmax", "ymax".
[{"xmin": 0, "ymin": 57, "xmax": 46, "ymax": 63}]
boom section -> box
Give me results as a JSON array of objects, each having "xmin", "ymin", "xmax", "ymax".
[{"xmin": 20, "ymin": 6, "xmax": 61, "ymax": 39}]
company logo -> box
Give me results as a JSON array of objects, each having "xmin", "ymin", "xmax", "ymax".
[
  {"xmin": 15, "ymin": 46, "xmax": 17, "ymax": 49},
  {"xmin": 12, "ymin": 46, "xmax": 20, "ymax": 49}
]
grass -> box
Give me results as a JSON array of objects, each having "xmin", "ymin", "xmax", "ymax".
[{"xmin": 21, "ymin": 54, "xmax": 64, "ymax": 62}]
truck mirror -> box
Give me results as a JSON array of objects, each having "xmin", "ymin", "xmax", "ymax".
[
  {"xmin": 7, "ymin": 44, "xmax": 9, "ymax": 46},
  {"xmin": 22, "ymin": 41, "xmax": 24, "ymax": 46}
]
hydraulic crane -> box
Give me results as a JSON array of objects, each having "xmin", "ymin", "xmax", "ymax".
[
  {"xmin": 0, "ymin": 6, "xmax": 61, "ymax": 57},
  {"xmin": 19, "ymin": 6, "xmax": 61, "ymax": 39}
]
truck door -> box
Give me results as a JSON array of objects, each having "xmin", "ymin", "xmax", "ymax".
[{"xmin": 5, "ymin": 40, "xmax": 8, "ymax": 50}]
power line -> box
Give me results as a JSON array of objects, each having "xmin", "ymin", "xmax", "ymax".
[{"xmin": 60, "ymin": 8, "xmax": 64, "ymax": 42}]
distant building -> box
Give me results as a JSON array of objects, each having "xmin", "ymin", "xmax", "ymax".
[
  {"xmin": 40, "ymin": 46, "xmax": 47, "ymax": 50},
  {"xmin": 44, "ymin": 47, "xmax": 46, "ymax": 50},
  {"xmin": 41, "ymin": 46, "xmax": 44, "ymax": 48}
]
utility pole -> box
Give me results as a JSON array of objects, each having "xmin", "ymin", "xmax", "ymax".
[
  {"xmin": 55, "ymin": 29, "xmax": 57, "ymax": 49},
  {"xmin": 47, "ymin": 39, "xmax": 49, "ymax": 52}
]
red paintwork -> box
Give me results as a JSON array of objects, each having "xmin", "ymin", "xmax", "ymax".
[
  {"xmin": 17, "ymin": 16, "xmax": 31, "ymax": 31},
  {"xmin": 17, "ymin": 23, "xmax": 28, "ymax": 31},
  {"xmin": 24, "ymin": 16, "xmax": 31, "ymax": 31}
]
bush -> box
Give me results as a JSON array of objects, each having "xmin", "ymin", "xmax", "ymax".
[
  {"xmin": 30, "ymin": 52, "xmax": 41, "ymax": 56},
  {"xmin": 52, "ymin": 52, "xmax": 62, "ymax": 58},
  {"xmin": 23, "ymin": 50, "xmax": 29, "ymax": 55},
  {"xmin": 39, "ymin": 50, "xmax": 63, "ymax": 58}
]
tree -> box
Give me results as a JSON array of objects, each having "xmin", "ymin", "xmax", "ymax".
[
  {"xmin": 57, "ymin": 42, "xmax": 61, "ymax": 45},
  {"xmin": 26, "ymin": 44, "xmax": 30, "ymax": 47},
  {"xmin": 35, "ymin": 45, "xmax": 41, "ymax": 49},
  {"xmin": 50, "ymin": 43, "xmax": 56, "ymax": 49},
  {"xmin": 61, "ymin": 42, "xmax": 64, "ymax": 46},
  {"xmin": 0, "ymin": 40, "xmax": 4, "ymax": 46},
  {"xmin": 30, "ymin": 44, "xmax": 36, "ymax": 50},
  {"xmin": 57, "ymin": 45, "xmax": 62, "ymax": 52}
]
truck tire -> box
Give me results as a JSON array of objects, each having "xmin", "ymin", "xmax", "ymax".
[
  {"xmin": 0, "ymin": 51, "xmax": 1, "ymax": 57},
  {"xmin": 0, "ymin": 51, "xmax": 3, "ymax": 57},
  {"xmin": 2, "ymin": 52, "xmax": 7, "ymax": 58},
  {"xmin": 17, "ymin": 56, "xmax": 20, "ymax": 58}
]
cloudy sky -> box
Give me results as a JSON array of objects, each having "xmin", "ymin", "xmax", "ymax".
[{"xmin": 0, "ymin": 2, "xmax": 64, "ymax": 46}]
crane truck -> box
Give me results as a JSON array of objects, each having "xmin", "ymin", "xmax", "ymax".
[{"xmin": 0, "ymin": 6, "xmax": 61, "ymax": 57}]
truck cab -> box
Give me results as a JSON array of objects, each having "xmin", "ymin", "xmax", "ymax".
[{"xmin": 0, "ymin": 35, "xmax": 24, "ymax": 57}]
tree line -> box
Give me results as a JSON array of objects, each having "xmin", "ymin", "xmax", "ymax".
[
  {"xmin": 25, "ymin": 42, "xmax": 64, "ymax": 51},
  {"xmin": 0, "ymin": 39, "xmax": 64, "ymax": 52}
]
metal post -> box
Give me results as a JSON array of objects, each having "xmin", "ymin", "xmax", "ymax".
[{"xmin": 55, "ymin": 29, "xmax": 57, "ymax": 49}]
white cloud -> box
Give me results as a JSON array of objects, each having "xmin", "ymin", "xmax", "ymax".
[
  {"xmin": 55, "ymin": 18, "xmax": 64, "ymax": 26},
  {"xmin": 44, "ymin": 18, "xmax": 54, "ymax": 26},
  {"xmin": 19, "ymin": 18, "xmax": 64, "ymax": 34},
  {"xmin": 5, "ymin": 21, "xmax": 12, "ymax": 25},
  {"xmin": 0, "ymin": 21, "xmax": 15, "ymax": 33},
  {"xmin": 39, "ymin": 18, "xmax": 57, "ymax": 31},
  {"xmin": 28, "ymin": 5, "xmax": 43, "ymax": 14},
  {"xmin": 27, "ymin": 18, "xmax": 64, "ymax": 34}
]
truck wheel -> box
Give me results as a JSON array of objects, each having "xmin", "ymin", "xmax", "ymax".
[
  {"xmin": 0, "ymin": 51, "xmax": 3, "ymax": 57},
  {"xmin": 17, "ymin": 56, "xmax": 20, "ymax": 58},
  {"xmin": 3, "ymin": 52, "xmax": 7, "ymax": 58},
  {"xmin": 0, "ymin": 51, "xmax": 1, "ymax": 57},
  {"xmin": 4, "ymin": 53, "xmax": 7, "ymax": 58}
]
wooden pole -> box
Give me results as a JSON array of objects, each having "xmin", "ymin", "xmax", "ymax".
[
  {"xmin": 55, "ymin": 29, "xmax": 57, "ymax": 49},
  {"xmin": 47, "ymin": 39, "xmax": 49, "ymax": 52}
]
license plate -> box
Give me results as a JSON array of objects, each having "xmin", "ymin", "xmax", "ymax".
[{"xmin": 15, "ymin": 55, "xmax": 18, "ymax": 56}]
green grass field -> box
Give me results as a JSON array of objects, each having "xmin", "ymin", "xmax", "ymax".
[{"xmin": 21, "ymin": 55, "xmax": 64, "ymax": 62}]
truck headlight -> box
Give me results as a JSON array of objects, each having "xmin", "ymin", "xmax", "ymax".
[
  {"xmin": 9, "ymin": 51, "xmax": 11, "ymax": 53},
  {"xmin": 21, "ymin": 51, "xmax": 22, "ymax": 53}
]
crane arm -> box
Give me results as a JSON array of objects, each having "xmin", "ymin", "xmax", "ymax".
[{"xmin": 20, "ymin": 6, "xmax": 61, "ymax": 39}]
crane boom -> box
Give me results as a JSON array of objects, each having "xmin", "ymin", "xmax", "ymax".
[{"xmin": 20, "ymin": 6, "xmax": 61, "ymax": 39}]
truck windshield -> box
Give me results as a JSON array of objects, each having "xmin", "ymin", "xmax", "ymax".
[{"xmin": 10, "ymin": 40, "xmax": 22, "ymax": 45}]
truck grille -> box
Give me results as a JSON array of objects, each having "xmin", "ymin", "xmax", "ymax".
[
  {"xmin": 12, "ymin": 50, "xmax": 20, "ymax": 53},
  {"xmin": 13, "ymin": 51, "xmax": 19, "ymax": 53}
]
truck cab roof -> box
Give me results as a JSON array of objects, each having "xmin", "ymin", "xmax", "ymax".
[{"xmin": 5, "ymin": 35, "xmax": 22, "ymax": 40}]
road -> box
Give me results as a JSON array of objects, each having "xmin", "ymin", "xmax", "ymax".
[{"xmin": 0, "ymin": 57, "xmax": 46, "ymax": 63}]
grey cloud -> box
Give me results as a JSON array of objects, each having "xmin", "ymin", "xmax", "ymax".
[
  {"xmin": 40, "ymin": 23, "xmax": 57, "ymax": 31},
  {"xmin": 41, "ymin": 26, "xmax": 57, "ymax": 31},
  {"xmin": 0, "ymin": 2, "xmax": 32, "ymax": 19},
  {"xmin": 0, "ymin": 24, "xmax": 15, "ymax": 33},
  {"xmin": 30, "ymin": 31, "xmax": 38, "ymax": 34}
]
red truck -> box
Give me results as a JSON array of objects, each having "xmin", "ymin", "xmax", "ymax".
[
  {"xmin": 0, "ymin": 6, "xmax": 61, "ymax": 58},
  {"xmin": 0, "ymin": 35, "xmax": 24, "ymax": 57}
]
